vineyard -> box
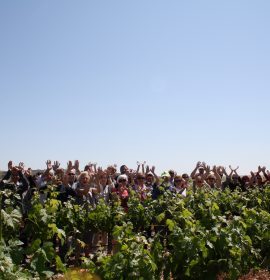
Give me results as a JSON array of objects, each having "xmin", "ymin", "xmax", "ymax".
[{"xmin": 1, "ymin": 186, "xmax": 270, "ymax": 280}]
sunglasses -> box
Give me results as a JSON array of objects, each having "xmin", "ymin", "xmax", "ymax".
[
  {"xmin": 119, "ymin": 179, "xmax": 127, "ymax": 183},
  {"xmin": 68, "ymin": 173, "xmax": 75, "ymax": 176}
]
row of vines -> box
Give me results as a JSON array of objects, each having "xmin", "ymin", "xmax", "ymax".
[{"xmin": 1, "ymin": 186, "xmax": 270, "ymax": 279}]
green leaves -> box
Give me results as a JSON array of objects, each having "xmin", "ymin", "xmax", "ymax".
[{"xmin": 1, "ymin": 184, "xmax": 270, "ymax": 279}]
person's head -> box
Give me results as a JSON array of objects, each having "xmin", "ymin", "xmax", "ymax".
[
  {"xmin": 11, "ymin": 167, "xmax": 20, "ymax": 183},
  {"xmin": 169, "ymin": 170, "xmax": 175, "ymax": 179},
  {"xmin": 241, "ymin": 175, "xmax": 250, "ymax": 185},
  {"xmin": 146, "ymin": 172, "xmax": 154, "ymax": 184},
  {"xmin": 136, "ymin": 173, "xmax": 145, "ymax": 186},
  {"xmin": 79, "ymin": 171, "xmax": 90, "ymax": 187},
  {"xmin": 99, "ymin": 172, "xmax": 108, "ymax": 186},
  {"xmin": 161, "ymin": 171, "xmax": 170, "ymax": 183},
  {"xmin": 44, "ymin": 169, "xmax": 54, "ymax": 182},
  {"xmin": 120, "ymin": 165, "xmax": 128, "ymax": 174},
  {"xmin": 207, "ymin": 174, "xmax": 216, "ymax": 187},
  {"xmin": 174, "ymin": 175, "xmax": 183, "ymax": 187},
  {"xmin": 67, "ymin": 169, "xmax": 76, "ymax": 184},
  {"xmin": 117, "ymin": 174, "xmax": 128, "ymax": 188},
  {"xmin": 198, "ymin": 166, "xmax": 205, "ymax": 175},
  {"xmin": 182, "ymin": 173, "xmax": 189, "ymax": 182},
  {"xmin": 107, "ymin": 165, "xmax": 117, "ymax": 176},
  {"xmin": 232, "ymin": 174, "xmax": 240, "ymax": 183},
  {"xmin": 195, "ymin": 176, "xmax": 204, "ymax": 188}
]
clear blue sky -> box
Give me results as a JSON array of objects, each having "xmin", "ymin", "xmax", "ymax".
[{"xmin": 0, "ymin": 0, "xmax": 269, "ymax": 174}]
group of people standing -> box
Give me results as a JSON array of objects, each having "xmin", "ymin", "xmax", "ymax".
[{"xmin": 1, "ymin": 160, "xmax": 269, "ymax": 213}]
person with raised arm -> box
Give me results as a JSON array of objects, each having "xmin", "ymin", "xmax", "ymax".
[
  {"xmin": 205, "ymin": 166, "xmax": 222, "ymax": 189},
  {"xmin": 132, "ymin": 172, "xmax": 150, "ymax": 201},
  {"xmin": 251, "ymin": 166, "xmax": 268, "ymax": 190},
  {"xmin": 190, "ymin": 161, "xmax": 207, "ymax": 180},
  {"xmin": 222, "ymin": 165, "xmax": 243, "ymax": 191},
  {"xmin": 0, "ymin": 161, "xmax": 31, "ymax": 216}
]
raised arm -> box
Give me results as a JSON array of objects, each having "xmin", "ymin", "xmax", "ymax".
[
  {"xmin": 212, "ymin": 166, "xmax": 222, "ymax": 188},
  {"xmin": 190, "ymin": 161, "xmax": 201, "ymax": 179}
]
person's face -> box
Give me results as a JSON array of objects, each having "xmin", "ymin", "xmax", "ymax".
[
  {"xmin": 118, "ymin": 178, "xmax": 127, "ymax": 188},
  {"xmin": 146, "ymin": 175, "xmax": 154, "ymax": 184},
  {"xmin": 232, "ymin": 175, "xmax": 239, "ymax": 183},
  {"xmin": 136, "ymin": 176, "xmax": 145, "ymax": 185},
  {"xmin": 80, "ymin": 174, "xmax": 89, "ymax": 186},
  {"xmin": 196, "ymin": 178, "xmax": 204, "ymax": 187},
  {"xmin": 174, "ymin": 178, "xmax": 182, "ymax": 186},
  {"xmin": 207, "ymin": 177, "xmax": 216, "ymax": 186},
  {"xmin": 182, "ymin": 175, "xmax": 189, "ymax": 182},
  {"xmin": 120, "ymin": 165, "xmax": 128, "ymax": 174},
  {"xmin": 68, "ymin": 172, "xmax": 76, "ymax": 183},
  {"xmin": 199, "ymin": 168, "xmax": 204, "ymax": 174},
  {"xmin": 100, "ymin": 175, "xmax": 107, "ymax": 185},
  {"xmin": 107, "ymin": 167, "xmax": 116, "ymax": 176}
]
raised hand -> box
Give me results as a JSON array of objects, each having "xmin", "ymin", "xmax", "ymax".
[
  {"xmin": 196, "ymin": 161, "xmax": 201, "ymax": 168},
  {"xmin": 74, "ymin": 160, "xmax": 80, "ymax": 171},
  {"xmin": 18, "ymin": 162, "xmax": 25, "ymax": 172},
  {"xmin": 46, "ymin": 160, "xmax": 52, "ymax": 170},
  {"xmin": 8, "ymin": 160, "xmax": 13, "ymax": 171},
  {"xmin": 67, "ymin": 161, "xmax": 73, "ymax": 172},
  {"xmin": 53, "ymin": 161, "xmax": 60, "ymax": 171},
  {"xmin": 25, "ymin": 168, "xmax": 32, "ymax": 176}
]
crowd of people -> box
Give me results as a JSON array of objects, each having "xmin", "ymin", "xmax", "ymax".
[
  {"xmin": 1, "ymin": 160, "xmax": 269, "ymax": 257},
  {"xmin": 1, "ymin": 160, "xmax": 269, "ymax": 212}
]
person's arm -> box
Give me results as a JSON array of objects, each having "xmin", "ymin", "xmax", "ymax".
[
  {"xmin": 212, "ymin": 166, "xmax": 222, "ymax": 188},
  {"xmin": 1, "ymin": 161, "xmax": 13, "ymax": 186},
  {"xmin": 42, "ymin": 160, "xmax": 53, "ymax": 178},
  {"xmin": 250, "ymin": 171, "xmax": 256, "ymax": 186},
  {"xmin": 136, "ymin": 162, "xmax": 140, "ymax": 174},
  {"xmin": 190, "ymin": 161, "xmax": 201, "ymax": 179},
  {"xmin": 233, "ymin": 166, "xmax": 239, "ymax": 177},
  {"xmin": 17, "ymin": 169, "xmax": 30, "ymax": 194},
  {"xmin": 203, "ymin": 165, "xmax": 211, "ymax": 180},
  {"xmin": 74, "ymin": 160, "xmax": 81, "ymax": 176},
  {"xmin": 53, "ymin": 161, "xmax": 60, "ymax": 172},
  {"xmin": 142, "ymin": 161, "xmax": 146, "ymax": 175},
  {"xmin": 261, "ymin": 166, "xmax": 268, "ymax": 182},
  {"xmin": 228, "ymin": 165, "xmax": 235, "ymax": 181},
  {"xmin": 151, "ymin": 166, "xmax": 159, "ymax": 185},
  {"xmin": 66, "ymin": 161, "xmax": 73, "ymax": 174}
]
